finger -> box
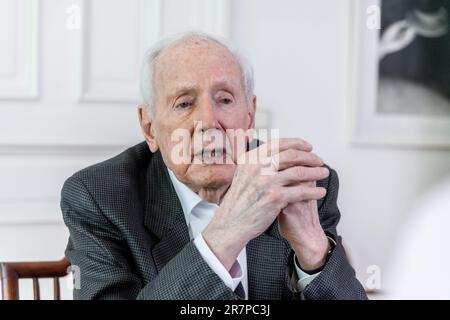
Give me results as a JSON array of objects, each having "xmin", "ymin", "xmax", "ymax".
[
  {"xmin": 259, "ymin": 138, "xmax": 313, "ymax": 156},
  {"xmin": 275, "ymin": 166, "xmax": 329, "ymax": 185},
  {"xmin": 283, "ymin": 185, "xmax": 327, "ymax": 203},
  {"xmin": 274, "ymin": 149, "xmax": 323, "ymax": 171}
]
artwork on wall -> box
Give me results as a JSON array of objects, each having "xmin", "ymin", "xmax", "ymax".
[{"xmin": 350, "ymin": 0, "xmax": 450, "ymax": 147}]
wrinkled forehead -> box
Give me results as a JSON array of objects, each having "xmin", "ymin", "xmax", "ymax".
[{"xmin": 153, "ymin": 39, "xmax": 244, "ymax": 96}]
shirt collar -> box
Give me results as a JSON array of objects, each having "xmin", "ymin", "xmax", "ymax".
[{"xmin": 167, "ymin": 169, "xmax": 203, "ymax": 226}]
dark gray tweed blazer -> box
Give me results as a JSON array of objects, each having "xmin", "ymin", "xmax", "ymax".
[{"xmin": 61, "ymin": 141, "xmax": 367, "ymax": 300}]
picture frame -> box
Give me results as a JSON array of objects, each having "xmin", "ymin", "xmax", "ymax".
[{"xmin": 348, "ymin": 0, "xmax": 450, "ymax": 148}]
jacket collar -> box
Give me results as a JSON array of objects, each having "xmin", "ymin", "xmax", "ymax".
[{"xmin": 144, "ymin": 151, "xmax": 188, "ymax": 241}]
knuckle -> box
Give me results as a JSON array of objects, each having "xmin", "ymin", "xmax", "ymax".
[
  {"xmin": 300, "ymin": 139, "xmax": 312, "ymax": 150},
  {"xmin": 315, "ymin": 167, "xmax": 328, "ymax": 180},
  {"xmin": 315, "ymin": 167, "xmax": 325, "ymax": 177},
  {"xmin": 314, "ymin": 187, "xmax": 327, "ymax": 199},
  {"xmin": 296, "ymin": 166, "xmax": 306, "ymax": 180},
  {"xmin": 285, "ymin": 148, "xmax": 297, "ymax": 158},
  {"xmin": 310, "ymin": 152, "xmax": 323, "ymax": 165},
  {"xmin": 268, "ymin": 189, "xmax": 282, "ymax": 203},
  {"xmin": 296, "ymin": 186, "xmax": 307, "ymax": 200}
]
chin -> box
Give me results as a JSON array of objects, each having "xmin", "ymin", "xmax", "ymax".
[{"xmin": 189, "ymin": 164, "xmax": 235, "ymax": 189}]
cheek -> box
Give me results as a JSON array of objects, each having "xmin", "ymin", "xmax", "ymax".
[
  {"xmin": 159, "ymin": 144, "xmax": 191, "ymax": 180},
  {"xmin": 155, "ymin": 123, "xmax": 194, "ymax": 173},
  {"xmin": 224, "ymin": 122, "xmax": 253, "ymax": 161},
  {"xmin": 159, "ymin": 138, "xmax": 186, "ymax": 169},
  {"xmin": 221, "ymin": 105, "xmax": 251, "ymax": 131},
  {"xmin": 155, "ymin": 121, "xmax": 186, "ymax": 150}
]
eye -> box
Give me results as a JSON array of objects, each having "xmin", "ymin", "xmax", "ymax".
[
  {"xmin": 220, "ymin": 97, "xmax": 233, "ymax": 105},
  {"xmin": 176, "ymin": 101, "xmax": 192, "ymax": 109}
]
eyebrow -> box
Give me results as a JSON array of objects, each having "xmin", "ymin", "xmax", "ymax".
[
  {"xmin": 167, "ymin": 84, "xmax": 197, "ymax": 102},
  {"xmin": 212, "ymin": 79, "xmax": 239, "ymax": 91},
  {"xmin": 167, "ymin": 79, "xmax": 239, "ymax": 102}
]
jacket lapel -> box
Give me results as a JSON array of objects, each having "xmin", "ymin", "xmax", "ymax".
[{"xmin": 143, "ymin": 151, "xmax": 190, "ymax": 272}]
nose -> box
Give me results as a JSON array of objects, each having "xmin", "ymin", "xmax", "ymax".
[{"xmin": 195, "ymin": 97, "xmax": 220, "ymax": 131}]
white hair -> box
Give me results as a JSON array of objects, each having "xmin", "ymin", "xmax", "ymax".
[{"xmin": 139, "ymin": 31, "xmax": 255, "ymax": 116}]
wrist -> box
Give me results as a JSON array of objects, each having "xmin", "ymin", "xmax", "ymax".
[
  {"xmin": 294, "ymin": 233, "xmax": 330, "ymax": 272},
  {"xmin": 202, "ymin": 221, "xmax": 248, "ymax": 271}
]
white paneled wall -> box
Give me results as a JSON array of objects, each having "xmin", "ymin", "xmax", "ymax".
[
  {"xmin": 0, "ymin": 0, "xmax": 38, "ymax": 99},
  {"xmin": 0, "ymin": 0, "xmax": 232, "ymax": 300},
  {"xmin": 79, "ymin": 0, "xmax": 160, "ymax": 102},
  {"xmin": 5, "ymin": 0, "xmax": 448, "ymax": 300}
]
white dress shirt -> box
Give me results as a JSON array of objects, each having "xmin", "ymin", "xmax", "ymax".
[{"xmin": 168, "ymin": 169, "xmax": 320, "ymax": 299}]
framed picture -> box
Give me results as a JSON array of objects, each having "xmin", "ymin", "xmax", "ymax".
[{"xmin": 349, "ymin": 0, "xmax": 450, "ymax": 148}]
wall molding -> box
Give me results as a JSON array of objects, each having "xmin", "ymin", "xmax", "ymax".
[
  {"xmin": 187, "ymin": 0, "xmax": 230, "ymax": 38},
  {"xmin": 0, "ymin": 0, "xmax": 39, "ymax": 99},
  {"xmin": 0, "ymin": 144, "xmax": 129, "ymax": 155},
  {"xmin": 0, "ymin": 200, "xmax": 63, "ymax": 226},
  {"xmin": 0, "ymin": 219, "xmax": 63, "ymax": 226},
  {"xmin": 79, "ymin": 0, "xmax": 162, "ymax": 103}
]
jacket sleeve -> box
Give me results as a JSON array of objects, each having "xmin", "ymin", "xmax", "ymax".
[
  {"xmin": 295, "ymin": 168, "xmax": 368, "ymax": 300},
  {"xmin": 61, "ymin": 175, "xmax": 238, "ymax": 300}
]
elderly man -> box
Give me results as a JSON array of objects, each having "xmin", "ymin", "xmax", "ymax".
[{"xmin": 61, "ymin": 32, "xmax": 367, "ymax": 300}]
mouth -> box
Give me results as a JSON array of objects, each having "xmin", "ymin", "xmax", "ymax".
[{"xmin": 193, "ymin": 148, "xmax": 231, "ymax": 164}]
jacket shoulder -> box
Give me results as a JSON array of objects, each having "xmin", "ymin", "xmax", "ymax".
[
  {"xmin": 70, "ymin": 141, "xmax": 151, "ymax": 183},
  {"xmin": 61, "ymin": 142, "xmax": 153, "ymax": 209}
]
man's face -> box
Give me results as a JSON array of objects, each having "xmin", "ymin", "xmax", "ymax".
[{"xmin": 142, "ymin": 39, "xmax": 256, "ymax": 192}]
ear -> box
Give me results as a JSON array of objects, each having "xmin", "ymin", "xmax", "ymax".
[
  {"xmin": 247, "ymin": 95, "xmax": 257, "ymax": 130},
  {"xmin": 138, "ymin": 105, "xmax": 159, "ymax": 152}
]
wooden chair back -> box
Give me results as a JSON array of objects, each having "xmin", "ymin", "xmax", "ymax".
[{"xmin": 0, "ymin": 258, "xmax": 70, "ymax": 300}]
